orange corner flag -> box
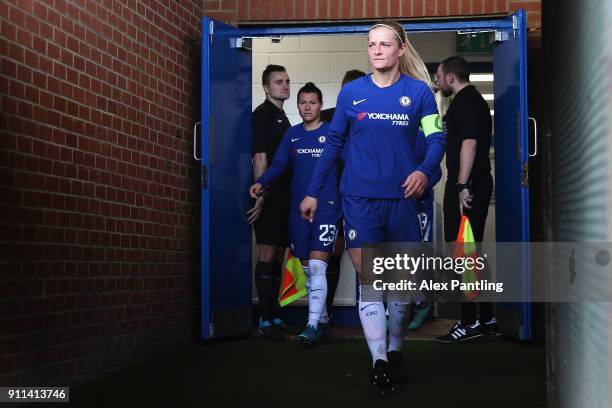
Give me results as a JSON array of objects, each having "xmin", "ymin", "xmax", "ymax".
[
  {"xmin": 454, "ymin": 215, "xmax": 480, "ymax": 301},
  {"xmin": 278, "ymin": 250, "xmax": 307, "ymax": 307}
]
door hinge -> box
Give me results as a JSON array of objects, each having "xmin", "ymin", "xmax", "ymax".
[
  {"xmin": 209, "ymin": 21, "xmax": 214, "ymax": 44},
  {"xmin": 495, "ymin": 31, "xmax": 510, "ymax": 42},
  {"xmin": 230, "ymin": 37, "xmax": 253, "ymax": 51},
  {"xmin": 522, "ymin": 162, "xmax": 529, "ymax": 187},
  {"xmin": 512, "ymin": 15, "xmax": 518, "ymax": 39}
]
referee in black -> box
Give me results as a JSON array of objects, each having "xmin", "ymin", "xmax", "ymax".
[
  {"xmin": 434, "ymin": 56, "xmax": 496, "ymax": 343},
  {"xmin": 247, "ymin": 64, "xmax": 291, "ymax": 338}
]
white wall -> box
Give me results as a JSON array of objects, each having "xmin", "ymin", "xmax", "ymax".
[
  {"xmin": 252, "ymin": 32, "xmax": 493, "ymax": 124},
  {"xmin": 252, "ymin": 34, "xmax": 370, "ymax": 125}
]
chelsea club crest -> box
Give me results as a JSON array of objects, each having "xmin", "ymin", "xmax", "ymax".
[{"xmin": 399, "ymin": 96, "xmax": 411, "ymax": 107}]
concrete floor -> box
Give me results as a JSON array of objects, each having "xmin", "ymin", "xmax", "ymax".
[{"xmin": 37, "ymin": 327, "xmax": 547, "ymax": 408}]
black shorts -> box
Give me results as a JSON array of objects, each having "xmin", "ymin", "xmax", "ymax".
[{"xmin": 254, "ymin": 188, "xmax": 290, "ymax": 247}]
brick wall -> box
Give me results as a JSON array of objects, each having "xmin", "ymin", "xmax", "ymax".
[
  {"xmin": 1, "ymin": 0, "xmax": 203, "ymax": 386},
  {"xmin": 204, "ymin": 0, "xmax": 540, "ymax": 27}
]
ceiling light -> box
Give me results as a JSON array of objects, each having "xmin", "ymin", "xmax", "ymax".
[{"xmin": 470, "ymin": 74, "xmax": 494, "ymax": 82}]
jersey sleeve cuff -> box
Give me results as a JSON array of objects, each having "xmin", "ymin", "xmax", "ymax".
[
  {"xmin": 415, "ymin": 166, "xmax": 434, "ymax": 188},
  {"xmin": 305, "ymin": 188, "xmax": 319, "ymax": 199},
  {"xmin": 256, "ymin": 175, "xmax": 270, "ymax": 187}
]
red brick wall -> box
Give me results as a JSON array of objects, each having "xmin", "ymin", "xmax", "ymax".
[
  {"xmin": 1, "ymin": 0, "xmax": 203, "ymax": 386},
  {"xmin": 204, "ymin": 0, "xmax": 540, "ymax": 28}
]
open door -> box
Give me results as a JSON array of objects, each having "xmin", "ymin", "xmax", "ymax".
[
  {"xmin": 200, "ymin": 18, "xmax": 253, "ymax": 339},
  {"xmin": 195, "ymin": 13, "xmax": 532, "ymax": 338},
  {"xmin": 493, "ymin": 10, "xmax": 532, "ymax": 340}
]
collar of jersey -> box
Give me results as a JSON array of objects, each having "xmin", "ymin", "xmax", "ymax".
[
  {"xmin": 366, "ymin": 73, "xmax": 406, "ymax": 90},
  {"xmin": 264, "ymin": 98, "xmax": 286, "ymax": 114},
  {"xmin": 300, "ymin": 122, "xmax": 326, "ymax": 133}
]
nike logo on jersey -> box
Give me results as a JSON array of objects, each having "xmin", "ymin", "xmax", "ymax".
[
  {"xmin": 360, "ymin": 303, "xmax": 375, "ymax": 312},
  {"xmin": 277, "ymin": 118, "xmax": 284, "ymax": 123},
  {"xmin": 353, "ymin": 98, "xmax": 367, "ymax": 106},
  {"xmin": 311, "ymin": 289, "xmax": 324, "ymax": 292},
  {"xmin": 323, "ymin": 242, "xmax": 332, "ymax": 247},
  {"xmin": 291, "ymin": 138, "xmax": 300, "ymax": 142}
]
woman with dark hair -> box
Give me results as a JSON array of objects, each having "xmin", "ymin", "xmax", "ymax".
[{"xmin": 250, "ymin": 82, "xmax": 342, "ymax": 346}]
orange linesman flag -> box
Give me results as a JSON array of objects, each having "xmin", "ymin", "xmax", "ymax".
[
  {"xmin": 454, "ymin": 215, "xmax": 480, "ymax": 301},
  {"xmin": 278, "ymin": 249, "xmax": 307, "ymax": 307}
]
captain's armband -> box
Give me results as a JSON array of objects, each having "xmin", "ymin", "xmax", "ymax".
[{"xmin": 421, "ymin": 114, "xmax": 443, "ymax": 137}]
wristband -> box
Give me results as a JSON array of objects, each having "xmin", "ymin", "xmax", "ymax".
[{"xmin": 456, "ymin": 183, "xmax": 469, "ymax": 191}]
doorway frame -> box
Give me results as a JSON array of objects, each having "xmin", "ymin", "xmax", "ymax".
[{"xmin": 206, "ymin": 12, "xmax": 531, "ymax": 337}]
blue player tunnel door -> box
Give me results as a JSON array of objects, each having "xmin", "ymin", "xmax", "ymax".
[
  {"xmin": 198, "ymin": 10, "xmax": 532, "ymax": 340},
  {"xmin": 198, "ymin": 17, "xmax": 253, "ymax": 339},
  {"xmin": 492, "ymin": 10, "xmax": 532, "ymax": 340}
]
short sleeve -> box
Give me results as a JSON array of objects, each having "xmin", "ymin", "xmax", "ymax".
[
  {"xmin": 252, "ymin": 109, "xmax": 269, "ymax": 154},
  {"xmin": 454, "ymin": 103, "xmax": 480, "ymax": 142},
  {"xmin": 257, "ymin": 130, "xmax": 291, "ymax": 187}
]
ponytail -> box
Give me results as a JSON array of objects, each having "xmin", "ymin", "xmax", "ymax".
[{"xmin": 400, "ymin": 38, "xmax": 432, "ymax": 88}]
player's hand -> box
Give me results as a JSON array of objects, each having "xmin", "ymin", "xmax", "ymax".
[
  {"xmin": 459, "ymin": 188, "xmax": 473, "ymax": 214},
  {"xmin": 249, "ymin": 182, "xmax": 264, "ymax": 199},
  {"xmin": 402, "ymin": 171, "xmax": 428, "ymax": 199},
  {"xmin": 247, "ymin": 196, "xmax": 265, "ymax": 224},
  {"xmin": 300, "ymin": 196, "xmax": 318, "ymax": 223}
]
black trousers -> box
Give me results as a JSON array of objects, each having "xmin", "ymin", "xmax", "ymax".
[{"xmin": 443, "ymin": 173, "xmax": 493, "ymax": 324}]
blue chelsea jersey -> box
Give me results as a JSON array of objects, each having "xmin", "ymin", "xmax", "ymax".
[
  {"xmin": 307, "ymin": 74, "xmax": 445, "ymax": 199},
  {"xmin": 258, "ymin": 122, "xmax": 341, "ymax": 213}
]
